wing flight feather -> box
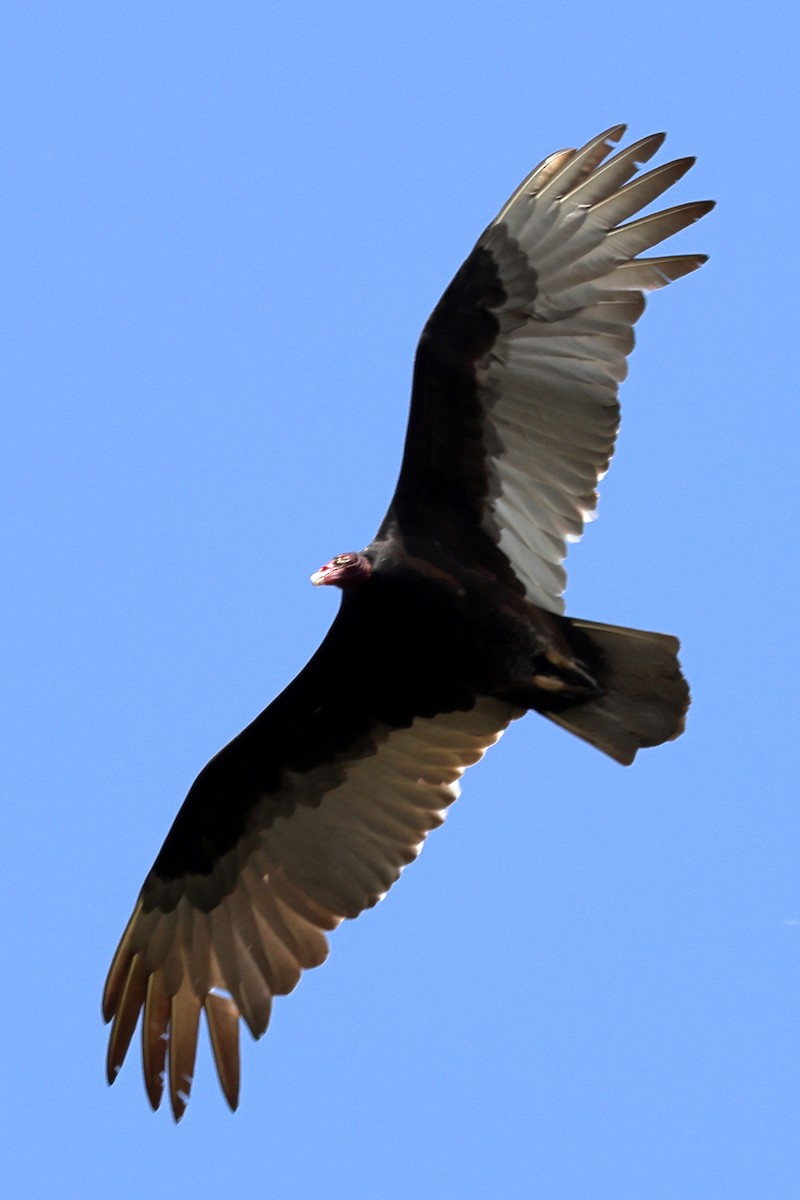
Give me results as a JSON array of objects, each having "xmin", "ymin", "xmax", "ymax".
[
  {"xmin": 392, "ymin": 126, "xmax": 712, "ymax": 611},
  {"xmin": 103, "ymin": 698, "xmax": 517, "ymax": 1118}
]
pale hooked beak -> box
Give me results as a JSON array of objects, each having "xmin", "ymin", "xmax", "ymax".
[{"xmin": 310, "ymin": 570, "xmax": 326, "ymax": 586}]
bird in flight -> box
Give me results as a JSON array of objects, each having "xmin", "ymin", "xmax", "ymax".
[{"xmin": 104, "ymin": 125, "xmax": 712, "ymax": 1119}]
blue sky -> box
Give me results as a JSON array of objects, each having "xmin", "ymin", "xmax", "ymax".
[{"xmin": 3, "ymin": 3, "xmax": 798, "ymax": 1197}]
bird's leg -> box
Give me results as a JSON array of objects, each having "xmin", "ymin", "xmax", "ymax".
[
  {"xmin": 492, "ymin": 643, "xmax": 602, "ymax": 710},
  {"xmin": 533, "ymin": 648, "xmax": 599, "ymax": 691}
]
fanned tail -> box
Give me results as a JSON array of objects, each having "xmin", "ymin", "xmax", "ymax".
[{"xmin": 546, "ymin": 619, "xmax": 689, "ymax": 765}]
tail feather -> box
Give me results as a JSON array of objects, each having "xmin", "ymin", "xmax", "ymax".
[{"xmin": 547, "ymin": 619, "xmax": 689, "ymax": 765}]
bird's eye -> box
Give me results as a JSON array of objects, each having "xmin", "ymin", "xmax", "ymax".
[{"xmin": 333, "ymin": 555, "xmax": 353, "ymax": 566}]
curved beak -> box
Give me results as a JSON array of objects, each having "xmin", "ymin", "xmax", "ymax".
[{"xmin": 309, "ymin": 570, "xmax": 326, "ymax": 586}]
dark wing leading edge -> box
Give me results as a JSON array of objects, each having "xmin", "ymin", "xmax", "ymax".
[
  {"xmin": 104, "ymin": 625, "xmax": 517, "ymax": 1118},
  {"xmin": 388, "ymin": 125, "xmax": 713, "ymax": 612}
]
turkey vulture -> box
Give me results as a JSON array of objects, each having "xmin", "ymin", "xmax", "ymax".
[{"xmin": 104, "ymin": 125, "xmax": 712, "ymax": 1119}]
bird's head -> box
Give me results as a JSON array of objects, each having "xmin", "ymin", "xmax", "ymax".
[{"xmin": 310, "ymin": 552, "xmax": 373, "ymax": 589}]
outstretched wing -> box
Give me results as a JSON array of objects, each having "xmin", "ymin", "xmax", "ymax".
[
  {"xmin": 104, "ymin": 636, "xmax": 517, "ymax": 1119},
  {"xmin": 388, "ymin": 125, "xmax": 713, "ymax": 612}
]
